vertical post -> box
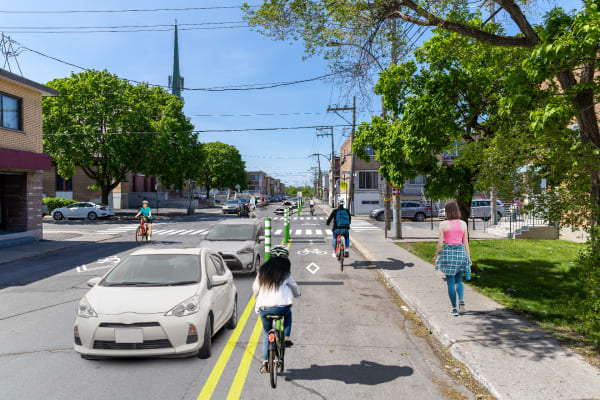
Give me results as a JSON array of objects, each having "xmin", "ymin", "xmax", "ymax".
[
  {"xmin": 331, "ymin": 126, "xmax": 336, "ymax": 208},
  {"xmin": 430, "ymin": 198, "xmax": 434, "ymax": 230},
  {"xmin": 265, "ymin": 217, "xmax": 271, "ymax": 262},
  {"xmin": 390, "ymin": 17, "xmax": 402, "ymax": 239},
  {"xmin": 284, "ymin": 207, "xmax": 290, "ymax": 243},
  {"xmin": 349, "ymin": 96, "xmax": 356, "ymax": 216}
]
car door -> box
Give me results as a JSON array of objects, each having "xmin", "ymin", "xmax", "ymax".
[
  {"xmin": 66, "ymin": 202, "xmax": 82, "ymax": 218},
  {"xmin": 205, "ymin": 253, "xmax": 230, "ymax": 330},
  {"xmin": 471, "ymin": 201, "xmax": 483, "ymax": 219},
  {"xmin": 255, "ymin": 225, "xmax": 265, "ymax": 261},
  {"xmin": 403, "ymin": 202, "xmax": 416, "ymax": 219}
]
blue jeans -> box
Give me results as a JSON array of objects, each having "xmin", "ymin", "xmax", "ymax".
[
  {"xmin": 446, "ymin": 270, "xmax": 464, "ymax": 309},
  {"xmin": 332, "ymin": 229, "xmax": 350, "ymax": 250},
  {"xmin": 259, "ymin": 306, "xmax": 292, "ymax": 361}
]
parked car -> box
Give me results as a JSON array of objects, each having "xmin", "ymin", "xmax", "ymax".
[
  {"xmin": 471, "ymin": 199, "xmax": 506, "ymax": 221},
  {"xmin": 222, "ymin": 200, "xmax": 241, "ymax": 214},
  {"xmin": 369, "ymin": 201, "xmax": 436, "ymax": 222},
  {"xmin": 200, "ymin": 219, "xmax": 265, "ymax": 273},
  {"xmin": 74, "ymin": 248, "xmax": 237, "ymax": 359},
  {"xmin": 52, "ymin": 202, "xmax": 114, "ymax": 221}
]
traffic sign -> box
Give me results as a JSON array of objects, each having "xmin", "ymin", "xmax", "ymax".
[{"xmin": 392, "ymin": 186, "xmax": 401, "ymax": 195}]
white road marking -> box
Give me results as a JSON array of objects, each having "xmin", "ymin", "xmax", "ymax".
[
  {"xmin": 305, "ymin": 229, "xmax": 312, "ymax": 235},
  {"xmin": 316, "ymin": 229, "xmax": 322, "ymax": 235},
  {"xmin": 326, "ymin": 229, "xmax": 333, "ymax": 235},
  {"xmin": 293, "ymin": 217, "xmax": 298, "ymax": 220},
  {"xmin": 178, "ymin": 229, "xmax": 197, "ymax": 235},
  {"xmin": 274, "ymin": 229, "xmax": 282, "ymax": 235},
  {"xmin": 168, "ymin": 230, "xmax": 186, "ymax": 235},
  {"xmin": 306, "ymin": 262, "xmax": 320, "ymax": 274},
  {"xmin": 189, "ymin": 230, "xmax": 208, "ymax": 235},
  {"xmin": 156, "ymin": 229, "xmax": 176, "ymax": 235},
  {"xmin": 295, "ymin": 229, "xmax": 302, "ymax": 235},
  {"xmin": 319, "ymin": 217, "xmax": 325, "ymax": 220}
]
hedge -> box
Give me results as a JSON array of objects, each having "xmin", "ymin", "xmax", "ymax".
[{"xmin": 43, "ymin": 197, "xmax": 76, "ymax": 212}]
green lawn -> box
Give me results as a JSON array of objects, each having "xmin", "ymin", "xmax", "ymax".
[{"xmin": 398, "ymin": 240, "xmax": 586, "ymax": 331}]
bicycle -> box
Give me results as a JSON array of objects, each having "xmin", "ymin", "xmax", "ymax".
[
  {"xmin": 136, "ymin": 217, "xmax": 149, "ymax": 244},
  {"xmin": 265, "ymin": 314, "xmax": 286, "ymax": 389},
  {"xmin": 335, "ymin": 233, "xmax": 346, "ymax": 271},
  {"xmin": 309, "ymin": 205, "xmax": 314, "ymax": 216}
]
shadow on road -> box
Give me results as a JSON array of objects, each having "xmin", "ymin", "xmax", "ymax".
[
  {"xmin": 351, "ymin": 258, "xmax": 414, "ymax": 271},
  {"xmin": 295, "ymin": 281, "xmax": 344, "ymax": 286},
  {"xmin": 284, "ymin": 360, "xmax": 413, "ymax": 384}
]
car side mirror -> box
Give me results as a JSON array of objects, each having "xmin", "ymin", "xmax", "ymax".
[
  {"xmin": 258, "ymin": 235, "xmax": 265, "ymax": 241},
  {"xmin": 211, "ymin": 275, "xmax": 228, "ymax": 287},
  {"xmin": 87, "ymin": 277, "xmax": 102, "ymax": 287}
]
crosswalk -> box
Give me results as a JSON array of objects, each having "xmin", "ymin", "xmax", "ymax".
[
  {"xmin": 96, "ymin": 224, "xmax": 209, "ymax": 236},
  {"xmin": 350, "ymin": 220, "xmax": 381, "ymax": 232},
  {"xmin": 270, "ymin": 216, "xmax": 325, "ymax": 221},
  {"xmin": 273, "ymin": 229, "xmax": 332, "ymax": 236}
]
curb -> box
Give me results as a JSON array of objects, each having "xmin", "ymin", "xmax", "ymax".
[{"xmin": 348, "ymin": 234, "xmax": 503, "ymax": 400}]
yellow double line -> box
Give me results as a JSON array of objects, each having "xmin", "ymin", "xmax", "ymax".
[{"xmin": 197, "ymin": 239, "xmax": 292, "ymax": 400}]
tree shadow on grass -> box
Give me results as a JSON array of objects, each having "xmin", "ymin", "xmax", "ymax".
[{"xmin": 284, "ymin": 360, "xmax": 413, "ymax": 385}]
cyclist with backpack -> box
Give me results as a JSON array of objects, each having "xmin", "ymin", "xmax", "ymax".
[{"xmin": 326, "ymin": 199, "xmax": 351, "ymax": 258}]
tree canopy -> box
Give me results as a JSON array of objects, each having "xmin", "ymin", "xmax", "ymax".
[
  {"xmin": 43, "ymin": 70, "xmax": 202, "ymax": 204},
  {"xmin": 200, "ymin": 142, "xmax": 247, "ymax": 197}
]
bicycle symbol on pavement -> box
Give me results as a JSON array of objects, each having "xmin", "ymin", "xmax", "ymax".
[{"xmin": 297, "ymin": 248, "xmax": 327, "ymax": 256}]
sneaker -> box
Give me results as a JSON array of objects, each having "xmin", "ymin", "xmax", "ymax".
[
  {"xmin": 452, "ymin": 308, "xmax": 459, "ymax": 317},
  {"xmin": 260, "ymin": 362, "xmax": 269, "ymax": 374},
  {"xmin": 332, "ymin": 252, "xmax": 336, "ymax": 258},
  {"xmin": 285, "ymin": 339, "xmax": 294, "ymax": 348},
  {"xmin": 459, "ymin": 301, "xmax": 465, "ymax": 313},
  {"xmin": 344, "ymin": 250, "xmax": 349, "ymax": 257}
]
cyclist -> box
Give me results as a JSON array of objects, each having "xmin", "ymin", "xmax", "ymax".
[
  {"xmin": 134, "ymin": 200, "xmax": 153, "ymax": 241},
  {"xmin": 309, "ymin": 197, "xmax": 315, "ymax": 213},
  {"xmin": 252, "ymin": 245, "xmax": 300, "ymax": 373},
  {"xmin": 326, "ymin": 199, "xmax": 351, "ymax": 258}
]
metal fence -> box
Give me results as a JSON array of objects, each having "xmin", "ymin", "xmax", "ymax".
[{"xmin": 479, "ymin": 201, "xmax": 550, "ymax": 238}]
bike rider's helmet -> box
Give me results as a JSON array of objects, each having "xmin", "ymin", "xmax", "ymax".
[
  {"xmin": 270, "ymin": 245, "xmax": 289, "ymax": 258},
  {"xmin": 338, "ymin": 198, "xmax": 345, "ymax": 207},
  {"xmin": 142, "ymin": 200, "xmax": 149, "ymax": 205}
]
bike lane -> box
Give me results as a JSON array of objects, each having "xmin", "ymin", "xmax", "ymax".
[{"xmin": 189, "ymin": 209, "xmax": 474, "ymax": 399}]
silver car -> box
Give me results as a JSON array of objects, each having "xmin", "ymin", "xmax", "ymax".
[
  {"xmin": 222, "ymin": 200, "xmax": 241, "ymax": 214},
  {"xmin": 200, "ymin": 219, "xmax": 265, "ymax": 273},
  {"xmin": 471, "ymin": 199, "xmax": 507, "ymax": 221},
  {"xmin": 369, "ymin": 201, "xmax": 436, "ymax": 222}
]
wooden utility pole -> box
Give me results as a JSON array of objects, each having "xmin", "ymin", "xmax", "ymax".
[
  {"xmin": 317, "ymin": 127, "xmax": 336, "ymax": 207},
  {"xmin": 327, "ymin": 100, "xmax": 356, "ymax": 214}
]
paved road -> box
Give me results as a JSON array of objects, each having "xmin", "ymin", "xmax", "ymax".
[{"xmin": 1, "ymin": 205, "xmax": 474, "ymax": 399}]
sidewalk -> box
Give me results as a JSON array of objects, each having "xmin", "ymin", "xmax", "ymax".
[{"xmin": 316, "ymin": 201, "xmax": 600, "ymax": 399}]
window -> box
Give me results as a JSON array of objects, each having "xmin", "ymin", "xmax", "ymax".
[
  {"xmin": 210, "ymin": 255, "xmax": 226, "ymax": 275},
  {"xmin": 0, "ymin": 94, "xmax": 22, "ymax": 131},
  {"xmin": 56, "ymin": 173, "xmax": 73, "ymax": 191},
  {"xmin": 205, "ymin": 255, "xmax": 219, "ymax": 285},
  {"xmin": 358, "ymin": 171, "xmax": 378, "ymax": 189},
  {"xmin": 407, "ymin": 176, "xmax": 427, "ymax": 185}
]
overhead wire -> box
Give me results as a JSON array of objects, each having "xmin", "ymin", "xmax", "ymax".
[{"xmin": 0, "ymin": 5, "xmax": 255, "ymax": 14}]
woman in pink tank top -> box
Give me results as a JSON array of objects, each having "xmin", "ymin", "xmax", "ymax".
[{"xmin": 433, "ymin": 200, "xmax": 472, "ymax": 317}]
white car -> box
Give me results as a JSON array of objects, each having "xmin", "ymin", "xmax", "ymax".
[
  {"xmin": 200, "ymin": 219, "xmax": 265, "ymax": 273},
  {"xmin": 74, "ymin": 248, "xmax": 238, "ymax": 359},
  {"xmin": 52, "ymin": 202, "xmax": 114, "ymax": 221}
]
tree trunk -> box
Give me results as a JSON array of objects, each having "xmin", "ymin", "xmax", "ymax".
[
  {"xmin": 457, "ymin": 183, "xmax": 475, "ymax": 224},
  {"xmin": 591, "ymin": 169, "xmax": 600, "ymax": 249},
  {"xmin": 206, "ymin": 185, "xmax": 211, "ymax": 199},
  {"xmin": 101, "ymin": 186, "xmax": 110, "ymax": 205}
]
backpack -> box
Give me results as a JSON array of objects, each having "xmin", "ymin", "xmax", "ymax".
[{"xmin": 335, "ymin": 209, "xmax": 350, "ymax": 228}]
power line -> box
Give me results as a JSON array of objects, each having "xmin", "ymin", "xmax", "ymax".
[
  {"xmin": 0, "ymin": 5, "xmax": 254, "ymax": 14},
  {"xmin": 42, "ymin": 124, "xmax": 352, "ymax": 136},
  {"xmin": 0, "ymin": 22, "xmax": 246, "ymax": 30},
  {"xmin": 193, "ymin": 111, "xmax": 376, "ymax": 117},
  {"xmin": 2, "ymin": 26, "xmax": 249, "ymax": 34}
]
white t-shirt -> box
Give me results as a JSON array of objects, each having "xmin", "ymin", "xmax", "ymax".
[
  {"xmin": 252, "ymin": 275, "xmax": 301, "ymax": 313},
  {"xmin": 309, "ymin": 200, "xmax": 315, "ymax": 206}
]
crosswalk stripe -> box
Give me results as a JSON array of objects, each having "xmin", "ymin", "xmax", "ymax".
[
  {"xmin": 168, "ymin": 230, "xmax": 186, "ymax": 235},
  {"xmin": 295, "ymin": 229, "xmax": 301, "ymax": 235},
  {"xmin": 274, "ymin": 229, "xmax": 282, "ymax": 235},
  {"xmin": 326, "ymin": 229, "xmax": 332, "ymax": 235},
  {"xmin": 179, "ymin": 230, "xmax": 197, "ymax": 235},
  {"xmin": 316, "ymin": 229, "xmax": 322, "ymax": 235},
  {"xmin": 156, "ymin": 229, "xmax": 176, "ymax": 235},
  {"xmin": 300, "ymin": 217, "xmax": 305, "ymax": 220},
  {"xmin": 293, "ymin": 217, "xmax": 298, "ymax": 220},
  {"xmin": 319, "ymin": 217, "xmax": 324, "ymax": 220},
  {"xmin": 305, "ymin": 229, "xmax": 312, "ymax": 235},
  {"xmin": 189, "ymin": 230, "xmax": 207, "ymax": 235}
]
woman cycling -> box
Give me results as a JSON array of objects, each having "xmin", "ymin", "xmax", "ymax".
[
  {"xmin": 134, "ymin": 200, "xmax": 153, "ymax": 241},
  {"xmin": 252, "ymin": 245, "xmax": 300, "ymax": 373}
]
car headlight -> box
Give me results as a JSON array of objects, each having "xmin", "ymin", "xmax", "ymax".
[
  {"xmin": 237, "ymin": 246, "xmax": 254, "ymax": 255},
  {"xmin": 165, "ymin": 295, "xmax": 200, "ymax": 317},
  {"xmin": 78, "ymin": 297, "xmax": 97, "ymax": 318}
]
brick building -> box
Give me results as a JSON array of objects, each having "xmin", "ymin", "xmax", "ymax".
[
  {"xmin": 246, "ymin": 171, "xmax": 267, "ymax": 195},
  {"xmin": 0, "ymin": 68, "xmax": 58, "ymax": 243}
]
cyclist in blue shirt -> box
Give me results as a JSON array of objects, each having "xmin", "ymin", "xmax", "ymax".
[
  {"xmin": 326, "ymin": 199, "xmax": 351, "ymax": 257},
  {"xmin": 134, "ymin": 200, "xmax": 153, "ymax": 241}
]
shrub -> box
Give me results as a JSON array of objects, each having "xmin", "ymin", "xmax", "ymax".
[
  {"xmin": 574, "ymin": 229, "xmax": 600, "ymax": 346},
  {"xmin": 43, "ymin": 197, "xmax": 76, "ymax": 212}
]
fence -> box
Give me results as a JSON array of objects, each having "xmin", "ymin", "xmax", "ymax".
[{"xmin": 479, "ymin": 201, "xmax": 550, "ymax": 238}]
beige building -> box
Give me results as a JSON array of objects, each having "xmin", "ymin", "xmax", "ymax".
[{"xmin": 0, "ymin": 68, "xmax": 58, "ymax": 242}]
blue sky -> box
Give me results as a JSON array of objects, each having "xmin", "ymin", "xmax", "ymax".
[{"xmin": 3, "ymin": 0, "xmax": 582, "ymax": 186}]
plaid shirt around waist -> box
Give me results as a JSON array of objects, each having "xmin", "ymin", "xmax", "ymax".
[{"xmin": 435, "ymin": 243, "xmax": 471, "ymax": 275}]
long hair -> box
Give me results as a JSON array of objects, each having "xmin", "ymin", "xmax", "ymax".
[
  {"xmin": 257, "ymin": 257, "xmax": 291, "ymax": 290},
  {"xmin": 445, "ymin": 200, "xmax": 461, "ymax": 220}
]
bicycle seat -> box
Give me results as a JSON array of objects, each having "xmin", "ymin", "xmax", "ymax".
[{"xmin": 265, "ymin": 315, "xmax": 284, "ymax": 320}]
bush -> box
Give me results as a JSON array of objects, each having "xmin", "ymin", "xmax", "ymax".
[
  {"xmin": 43, "ymin": 197, "xmax": 76, "ymax": 212},
  {"xmin": 575, "ymin": 237, "xmax": 600, "ymax": 345}
]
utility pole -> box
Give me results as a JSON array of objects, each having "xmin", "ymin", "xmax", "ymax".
[
  {"xmin": 317, "ymin": 127, "xmax": 336, "ymax": 207},
  {"xmin": 310, "ymin": 153, "xmax": 322, "ymax": 198},
  {"xmin": 327, "ymin": 99, "xmax": 356, "ymax": 214},
  {"xmin": 391, "ymin": 17, "xmax": 402, "ymax": 239}
]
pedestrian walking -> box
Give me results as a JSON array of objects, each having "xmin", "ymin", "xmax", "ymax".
[{"xmin": 433, "ymin": 200, "xmax": 472, "ymax": 316}]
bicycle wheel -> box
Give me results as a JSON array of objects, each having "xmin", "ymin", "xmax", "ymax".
[
  {"xmin": 278, "ymin": 331, "xmax": 285, "ymax": 372},
  {"xmin": 339, "ymin": 243, "xmax": 344, "ymax": 272},
  {"xmin": 136, "ymin": 227, "xmax": 144, "ymax": 244},
  {"xmin": 269, "ymin": 348, "xmax": 277, "ymax": 388}
]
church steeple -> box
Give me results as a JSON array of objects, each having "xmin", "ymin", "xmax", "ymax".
[{"xmin": 169, "ymin": 21, "xmax": 184, "ymax": 101}]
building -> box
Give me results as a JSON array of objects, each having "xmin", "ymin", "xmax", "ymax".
[
  {"xmin": 246, "ymin": 171, "xmax": 267, "ymax": 195},
  {"xmin": 0, "ymin": 68, "xmax": 58, "ymax": 243}
]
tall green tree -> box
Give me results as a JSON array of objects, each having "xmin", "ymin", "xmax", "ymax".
[
  {"xmin": 200, "ymin": 142, "xmax": 247, "ymax": 198},
  {"xmin": 354, "ymin": 27, "xmax": 532, "ymax": 220},
  {"xmin": 43, "ymin": 70, "xmax": 200, "ymax": 204}
]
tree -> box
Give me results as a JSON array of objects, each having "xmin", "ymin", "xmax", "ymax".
[
  {"xmin": 285, "ymin": 185, "xmax": 313, "ymax": 197},
  {"xmin": 43, "ymin": 70, "xmax": 201, "ymax": 204},
  {"xmin": 200, "ymin": 142, "xmax": 247, "ymax": 198},
  {"xmin": 354, "ymin": 27, "xmax": 532, "ymax": 221}
]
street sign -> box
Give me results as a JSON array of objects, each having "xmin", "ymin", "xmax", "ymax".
[
  {"xmin": 324, "ymin": 188, "xmax": 327, "ymax": 192},
  {"xmin": 392, "ymin": 186, "xmax": 401, "ymax": 195},
  {"xmin": 340, "ymin": 182, "xmax": 347, "ymax": 190}
]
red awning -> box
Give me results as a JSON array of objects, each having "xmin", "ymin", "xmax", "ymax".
[{"xmin": 0, "ymin": 148, "xmax": 51, "ymax": 170}]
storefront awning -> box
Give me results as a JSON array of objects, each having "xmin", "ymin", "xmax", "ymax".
[{"xmin": 0, "ymin": 149, "xmax": 51, "ymax": 171}]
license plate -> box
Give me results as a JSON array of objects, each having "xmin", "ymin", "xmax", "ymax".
[{"xmin": 114, "ymin": 328, "xmax": 143, "ymax": 343}]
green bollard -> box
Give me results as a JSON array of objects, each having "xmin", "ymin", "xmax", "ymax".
[
  {"xmin": 284, "ymin": 207, "xmax": 290, "ymax": 243},
  {"xmin": 265, "ymin": 217, "xmax": 271, "ymax": 261}
]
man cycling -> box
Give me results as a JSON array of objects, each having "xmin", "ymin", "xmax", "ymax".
[
  {"xmin": 309, "ymin": 197, "xmax": 315, "ymax": 213},
  {"xmin": 134, "ymin": 200, "xmax": 153, "ymax": 241},
  {"xmin": 326, "ymin": 199, "xmax": 351, "ymax": 258}
]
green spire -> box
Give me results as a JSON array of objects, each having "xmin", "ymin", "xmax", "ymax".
[{"xmin": 170, "ymin": 21, "xmax": 183, "ymax": 100}]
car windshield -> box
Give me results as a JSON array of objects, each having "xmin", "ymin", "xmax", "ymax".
[
  {"xmin": 101, "ymin": 254, "xmax": 201, "ymax": 286},
  {"xmin": 226, "ymin": 200, "xmax": 238, "ymax": 205},
  {"xmin": 206, "ymin": 224, "xmax": 255, "ymax": 241}
]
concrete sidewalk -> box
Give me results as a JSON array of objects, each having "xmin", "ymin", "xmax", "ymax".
[{"xmin": 348, "ymin": 223, "xmax": 600, "ymax": 399}]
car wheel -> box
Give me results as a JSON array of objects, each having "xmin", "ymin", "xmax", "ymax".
[
  {"xmin": 53, "ymin": 211, "xmax": 64, "ymax": 221},
  {"xmin": 198, "ymin": 315, "xmax": 212, "ymax": 359},
  {"xmin": 376, "ymin": 212, "xmax": 384, "ymax": 221},
  {"xmin": 87, "ymin": 212, "xmax": 97, "ymax": 221},
  {"xmin": 415, "ymin": 212, "xmax": 425, "ymax": 222},
  {"xmin": 226, "ymin": 297, "xmax": 237, "ymax": 330}
]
